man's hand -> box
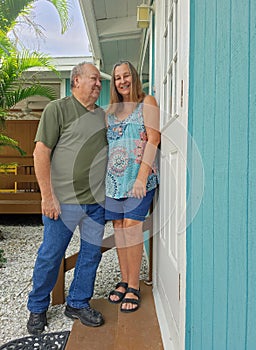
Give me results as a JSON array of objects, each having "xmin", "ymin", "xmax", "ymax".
[{"xmin": 41, "ymin": 194, "xmax": 61, "ymax": 220}]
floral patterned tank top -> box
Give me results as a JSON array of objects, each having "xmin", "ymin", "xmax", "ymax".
[{"xmin": 106, "ymin": 102, "xmax": 159, "ymax": 199}]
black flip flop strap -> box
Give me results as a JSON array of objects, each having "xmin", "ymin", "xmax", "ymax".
[
  {"xmin": 116, "ymin": 282, "xmax": 128, "ymax": 289},
  {"xmin": 126, "ymin": 287, "xmax": 141, "ymax": 299},
  {"xmin": 109, "ymin": 290, "xmax": 124, "ymax": 299},
  {"xmin": 122, "ymin": 297, "xmax": 140, "ymax": 306}
]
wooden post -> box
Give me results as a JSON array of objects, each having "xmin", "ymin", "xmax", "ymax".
[
  {"xmin": 51, "ymin": 214, "xmax": 154, "ymax": 304},
  {"xmin": 52, "ymin": 258, "xmax": 65, "ymax": 305},
  {"xmin": 51, "ymin": 235, "xmax": 115, "ymax": 305}
]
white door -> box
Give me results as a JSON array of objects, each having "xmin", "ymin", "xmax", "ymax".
[{"xmin": 153, "ymin": 0, "xmax": 190, "ymax": 349}]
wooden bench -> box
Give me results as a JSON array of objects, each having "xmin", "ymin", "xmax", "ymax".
[
  {"xmin": 0, "ymin": 164, "xmax": 18, "ymax": 193},
  {"xmin": 0, "ymin": 156, "xmax": 41, "ymax": 214}
]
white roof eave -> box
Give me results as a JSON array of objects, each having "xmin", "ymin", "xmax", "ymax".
[{"xmin": 78, "ymin": 0, "xmax": 103, "ymax": 68}]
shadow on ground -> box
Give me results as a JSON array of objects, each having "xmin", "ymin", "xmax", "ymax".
[{"xmin": 0, "ymin": 214, "xmax": 43, "ymax": 226}]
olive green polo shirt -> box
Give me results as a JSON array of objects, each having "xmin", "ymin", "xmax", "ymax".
[{"xmin": 35, "ymin": 95, "xmax": 108, "ymax": 204}]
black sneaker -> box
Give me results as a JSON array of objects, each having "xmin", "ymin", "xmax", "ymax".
[
  {"xmin": 27, "ymin": 311, "xmax": 47, "ymax": 335},
  {"xmin": 64, "ymin": 304, "xmax": 104, "ymax": 327}
]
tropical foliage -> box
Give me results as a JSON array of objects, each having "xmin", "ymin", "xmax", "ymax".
[
  {"xmin": 0, "ymin": 0, "xmax": 70, "ymax": 154},
  {"xmin": 0, "ymin": 134, "xmax": 26, "ymax": 155},
  {"xmin": 0, "ymin": 0, "xmax": 70, "ymax": 36},
  {"xmin": 0, "ymin": 50, "xmax": 58, "ymax": 112}
]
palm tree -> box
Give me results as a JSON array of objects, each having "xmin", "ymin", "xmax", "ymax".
[
  {"xmin": 0, "ymin": 0, "xmax": 70, "ymax": 111},
  {"xmin": 0, "ymin": 0, "xmax": 70, "ymax": 155},
  {"xmin": 0, "ymin": 44, "xmax": 59, "ymax": 156},
  {"xmin": 0, "ymin": 49, "xmax": 58, "ymax": 112},
  {"xmin": 0, "ymin": 0, "xmax": 70, "ymax": 56},
  {"xmin": 0, "ymin": 0, "xmax": 70, "ymax": 35},
  {"xmin": 0, "ymin": 48, "xmax": 58, "ymax": 157},
  {"xmin": 0, "ymin": 0, "xmax": 70, "ymax": 110}
]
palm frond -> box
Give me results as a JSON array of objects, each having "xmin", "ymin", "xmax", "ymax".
[
  {"xmin": 0, "ymin": 0, "xmax": 33, "ymax": 33},
  {"xmin": 46, "ymin": 0, "xmax": 72, "ymax": 34},
  {"xmin": 0, "ymin": 30, "xmax": 13, "ymax": 56},
  {"xmin": 0, "ymin": 134, "xmax": 26, "ymax": 155},
  {"xmin": 5, "ymin": 85, "xmax": 56, "ymax": 109},
  {"xmin": 0, "ymin": 49, "xmax": 59, "ymax": 109},
  {"xmin": 1, "ymin": 0, "xmax": 71, "ymax": 38},
  {"xmin": 0, "ymin": 107, "xmax": 7, "ymax": 121},
  {"xmin": 2, "ymin": 49, "xmax": 59, "ymax": 77}
]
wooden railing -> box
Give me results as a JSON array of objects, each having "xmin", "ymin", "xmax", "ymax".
[{"xmin": 0, "ymin": 156, "xmax": 41, "ymax": 214}]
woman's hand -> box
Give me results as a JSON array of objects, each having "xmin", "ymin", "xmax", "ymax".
[{"xmin": 132, "ymin": 178, "xmax": 147, "ymax": 199}]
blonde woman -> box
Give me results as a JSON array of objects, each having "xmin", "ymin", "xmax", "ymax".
[{"xmin": 105, "ymin": 61, "xmax": 160, "ymax": 312}]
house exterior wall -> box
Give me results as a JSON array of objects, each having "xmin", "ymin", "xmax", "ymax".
[
  {"xmin": 186, "ymin": 0, "xmax": 256, "ymax": 349},
  {"xmin": 66, "ymin": 78, "xmax": 110, "ymax": 108},
  {"xmin": 96, "ymin": 79, "xmax": 110, "ymax": 108}
]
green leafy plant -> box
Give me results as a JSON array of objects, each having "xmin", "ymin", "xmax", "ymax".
[
  {"xmin": 0, "ymin": 0, "xmax": 71, "ymax": 152},
  {"xmin": 0, "ymin": 49, "xmax": 58, "ymax": 112},
  {"xmin": 0, "ymin": 134, "xmax": 26, "ymax": 156}
]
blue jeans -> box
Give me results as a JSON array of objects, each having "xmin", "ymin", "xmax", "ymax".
[{"xmin": 27, "ymin": 203, "xmax": 105, "ymax": 313}]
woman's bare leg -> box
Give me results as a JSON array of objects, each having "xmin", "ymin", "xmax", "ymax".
[
  {"xmin": 109, "ymin": 219, "xmax": 128, "ymax": 302},
  {"xmin": 121, "ymin": 218, "xmax": 144, "ymax": 311}
]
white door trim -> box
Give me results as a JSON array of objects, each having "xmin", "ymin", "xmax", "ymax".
[{"xmin": 152, "ymin": 0, "xmax": 190, "ymax": 349}]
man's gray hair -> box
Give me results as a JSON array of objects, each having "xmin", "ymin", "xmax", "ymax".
[{"xmin": 70, "ymin": 62, "xmax": 91, "ymax": 89}]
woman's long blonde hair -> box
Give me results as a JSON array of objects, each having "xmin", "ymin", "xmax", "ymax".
[{"xmin": 107, "ymin": 60, "xmax": 146, "ymax": 114}]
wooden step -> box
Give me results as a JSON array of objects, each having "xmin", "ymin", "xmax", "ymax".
[{"xmin": 65, "ymin": 282, "xmax": 163, "ymax": 350}]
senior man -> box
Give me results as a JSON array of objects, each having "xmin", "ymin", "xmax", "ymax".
[{"xmin": 27, "ymin": 62, "xmax": 107, "ymax": 334}]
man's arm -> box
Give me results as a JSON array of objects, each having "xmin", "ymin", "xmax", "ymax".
[{"xmin": 33, "ymin": 141, "xmax": 60, "ymax": 220}]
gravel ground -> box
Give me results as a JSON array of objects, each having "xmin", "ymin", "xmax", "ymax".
[{"xmin": 0, "ymin": 215, "xmax": 148, "ymax": 346}]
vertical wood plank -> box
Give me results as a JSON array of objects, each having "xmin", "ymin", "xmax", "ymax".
[
  {"xmin": 212, "ymin": 0, "xmax": 231, "ymax": 348},
  {"xmin": 200, "ymin": 1, "xmax": 216, "ymax": 348},
  {"xmin": 227, "ymin": 0, "xmax": 249, "ymax": 348},
  {"xmin": 246, "ymin": 0, "xmax": 256, "ymax": 347},
  {"xmin": 186, "ymin": 0, "xmax": 206, "ymax": 347}
]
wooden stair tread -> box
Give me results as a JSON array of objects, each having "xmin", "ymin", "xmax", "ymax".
[{"xmin": 65, "ymin": 282, "xmax": 163, "ymax": 350}]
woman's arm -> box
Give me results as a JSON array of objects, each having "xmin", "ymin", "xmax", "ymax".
[{"xmin": 132, "ymin": 95, "xmax": 161, "ymax": 198}]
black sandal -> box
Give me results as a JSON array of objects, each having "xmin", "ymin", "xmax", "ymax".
[
  {"xmin": 108, "ymin": 282, "xmax": 128, "ymax": 304},
  {"xmin": 120, "ymin": 287, "xmax": 141, "ymax": 313}
]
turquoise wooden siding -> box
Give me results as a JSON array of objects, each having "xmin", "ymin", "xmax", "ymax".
[
  {"xmin": 66, "ymin": 79, "xmax": 71, "ymax": 96},
  {"xmin": 97, "ymin": 79, "xmax": 110, "ymax": 108},
  {"xmin": 186, "ymin": 0, "xmax": 256, "ymax": 349},
  {"xmin": 65, "ymin": 79, "xmax": 110, "ymax": 107}
]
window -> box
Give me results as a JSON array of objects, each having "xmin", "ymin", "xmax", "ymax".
[{"xmin": 161, "ymin": 0, "xmax": 179, "ymax": 126}]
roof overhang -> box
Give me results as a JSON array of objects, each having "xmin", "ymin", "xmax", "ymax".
[{"xmin": 78, "ymin": 0, "xmax": 149, "ymax": 78}]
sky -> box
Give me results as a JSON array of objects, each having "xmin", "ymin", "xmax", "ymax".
[{"xmin": 15, "ymin": 0, "xmax": 91, "ymax": 57}]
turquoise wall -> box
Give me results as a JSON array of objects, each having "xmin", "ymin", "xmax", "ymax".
[
  {"xmin": 97, "ymin": 79, "xmax": 110, "ymax": 108},
  {"xmin": 65, "ymin": 79, "xmax": 71, "ymax": 96},
  {"xmin": 65, "ymin": 78, "xmax": 110, "ymax": 108},
  {"xmin": 186, "ymin": 0, "xmax": 256, "ymax": 349}
]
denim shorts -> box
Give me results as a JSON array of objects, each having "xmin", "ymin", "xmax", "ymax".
[{"xmin": 105, "ymin": 189, "xmax": 155, "ymax": 222}]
